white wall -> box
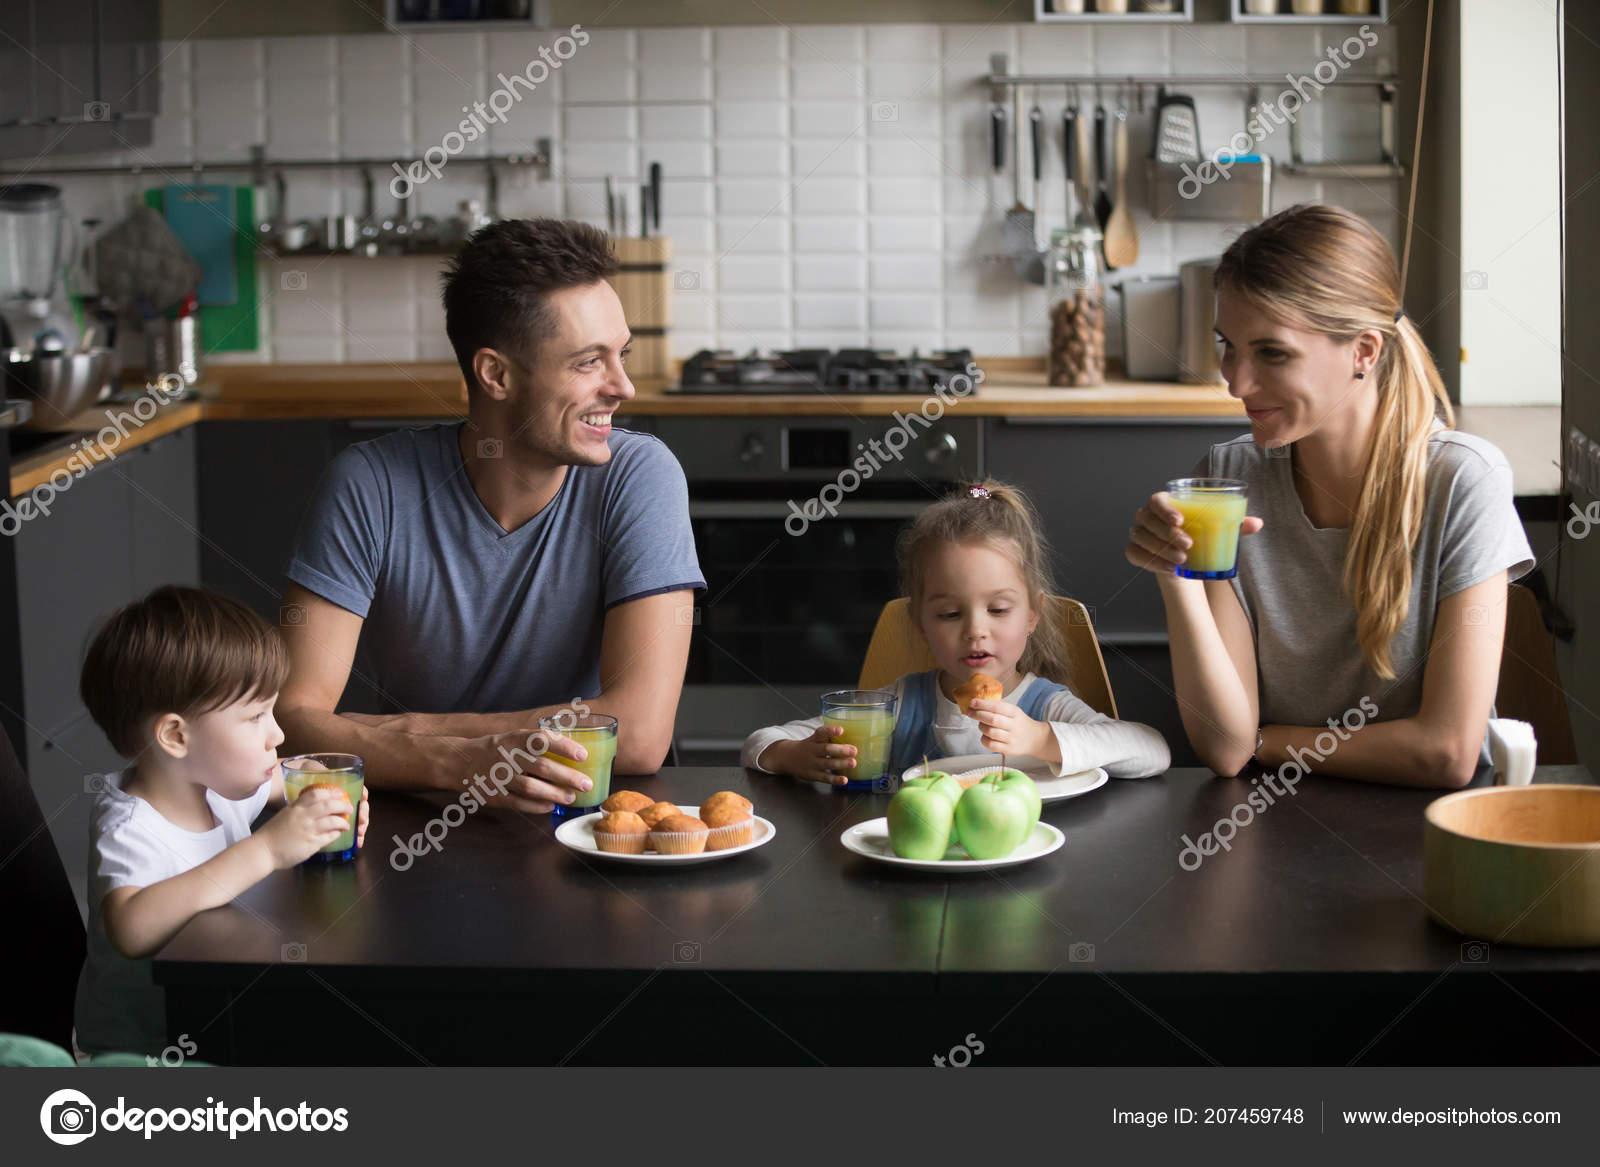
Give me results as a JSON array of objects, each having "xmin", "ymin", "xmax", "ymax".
[
  {"xmin": 15, "ymin": 20, "xmax": 1400, "ymax": 366},
  {"xmin": 1457, "ymin": 0, "xmax": 1561, "ymax": 405}
]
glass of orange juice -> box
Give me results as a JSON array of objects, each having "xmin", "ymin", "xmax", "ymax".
[
  {"xmin": 1166, "ymin": 477, "xmax": 1249, "ymax": 580},
  {"xmin": 541, "ymin": 713, "xmax": 618, "ymax": 821},
  {"xmin": 821, "ymin": 689, "xmax": 899, "ymax": 792},
  {"xmin": 282, "ymin": 753, "xmax": 364, "ymax": 862}
]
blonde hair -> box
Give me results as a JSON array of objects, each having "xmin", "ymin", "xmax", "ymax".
[
  {"xmin": 896, "ymin": 479, "xmax": 1073, "ymax": 683},
  {"xmin": 1216, "ymin": 203, "xmax": 1454, "ymax": 680}
]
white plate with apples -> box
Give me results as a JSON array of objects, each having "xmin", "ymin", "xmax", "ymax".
[
  {"xmin": 840, "ymin": 818, "xmax": 1065, "ymax": 872},
  {"xmin": 900, "ymin": 755, "xmax": 1108, "ymax": 803}
]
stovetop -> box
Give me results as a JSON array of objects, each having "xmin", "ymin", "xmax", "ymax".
[{"xmin": 673, "ymin": 347, "xmax": 979, "ymax": 395}]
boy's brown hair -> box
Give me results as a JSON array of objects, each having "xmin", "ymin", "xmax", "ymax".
[{"xmin": 80, "ymin": 586, "xmax": 290, "ymax": 757}]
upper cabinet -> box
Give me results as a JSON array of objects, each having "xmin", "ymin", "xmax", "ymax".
[{"xmin": 0, "ymin": 0, "xmax": 159, "ymax": 160}]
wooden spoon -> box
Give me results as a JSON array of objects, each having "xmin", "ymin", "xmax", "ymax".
[{"xmin": 1103, "ymin": 109, "xmax": 1140, "ymax": 268}]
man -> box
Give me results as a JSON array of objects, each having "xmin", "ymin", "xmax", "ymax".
[{"xmin": 276, "ymin": 219, "xmax": 704, "ymax": 813}]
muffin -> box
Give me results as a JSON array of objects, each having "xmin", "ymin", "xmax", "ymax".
[
  {"xmin": 699, "ymin": 791, "xmax": 753, "ymax": 821},
  {"xmin": 953, "ymin": 672, "xmax": 1002, "ymax": 716},
  {"xmin": 704, "ymin": 803, "xmax": 756, "ymax": 850},
  {"xmin": 650, "ymin": 813, "xmax": 709, "ymax": 855},
  {"xmin": 601, "ymin": 790, "xmax": 654, "ymax": 815},
  {"xmin": 593, "ymin": 811, "xmax": 649, "ymax": 854},
  {"xmin": 639, "ymin": 801, "xmax": 681, "ymax": 830}
]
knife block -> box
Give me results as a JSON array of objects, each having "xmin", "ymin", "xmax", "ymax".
[{"xmin": 609, "ymin": 237, "xmax": 672, "ymax": 380}]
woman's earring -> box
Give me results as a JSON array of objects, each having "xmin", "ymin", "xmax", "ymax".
[{"xmin": 1355, "ymin": 370, "xmax": 1366, "ymax": 379}]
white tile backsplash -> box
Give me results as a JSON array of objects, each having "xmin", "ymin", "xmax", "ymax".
[{"xmin": 14, "ymin": 20, "xmax": 1400, "ymax": 364}]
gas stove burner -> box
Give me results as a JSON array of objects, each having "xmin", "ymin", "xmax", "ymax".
[{"xmin": 674, "ymin": 347, "xmax": 979, "ymax": 396}]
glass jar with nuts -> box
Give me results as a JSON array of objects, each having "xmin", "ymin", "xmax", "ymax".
[{"xmin": 1046, "ymin": 226, "xmax": 1106, "ymax": 387}]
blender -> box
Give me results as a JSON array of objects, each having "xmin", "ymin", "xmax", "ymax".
[{"xmin": 0, "ymin": 183, "xmax": 78, "ymax": 354}]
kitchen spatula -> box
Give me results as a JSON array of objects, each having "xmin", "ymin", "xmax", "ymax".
[{"xmin": 1104, "ymin": 109, "xmax": 1140, "ymax": 268}]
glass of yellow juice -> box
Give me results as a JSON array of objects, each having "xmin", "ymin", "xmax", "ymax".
[
  {"xmin": 1167, "ymin": 477, "xmax": 1249, "ymax": 580},
  {"xmin": 540, "ymin": 712, "xmax": 618, "ymax": 821},
  {"xmin": 820, "ymin": 689, "xmax": 899, "ymax": 792},
  {"xmin": 281, "ymin": 753, "xmax": 364, "ymax": 863}
]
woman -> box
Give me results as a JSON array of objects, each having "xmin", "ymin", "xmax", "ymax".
[{"xmin": 1125, "ymin": 204, "xmax": 1532, "ymax": 789}]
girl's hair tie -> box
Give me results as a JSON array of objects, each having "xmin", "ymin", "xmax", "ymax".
[
  {"xmin": 967, "ymin": 485, "xmax": 991, "ymax": 500},
  {"xmin": 1393, "ymin": 308, "xmax": 1405, "ymax": 323}
]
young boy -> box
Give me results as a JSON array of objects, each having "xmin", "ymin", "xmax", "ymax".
[{"xmin": 73, "ymin": 586, "xmax": 370, "ymax": 1059}]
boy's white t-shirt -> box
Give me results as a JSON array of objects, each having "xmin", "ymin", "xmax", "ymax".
[{"xmin": 74, "ymin": 768, "xmax": 271, "ymax": 1057}]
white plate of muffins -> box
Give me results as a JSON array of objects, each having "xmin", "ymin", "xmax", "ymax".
[{"xmin": 554, "ymin": 789, "xmax": 775, "ymax": 866}]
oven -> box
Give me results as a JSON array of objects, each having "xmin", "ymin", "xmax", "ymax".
[{"xmin": 651, "ymin": 414, "xmax": 981, "ymax": 760}]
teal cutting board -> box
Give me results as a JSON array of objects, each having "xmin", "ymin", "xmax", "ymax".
[
  {"xmin": 164, "ymin": 183, "xmax": 237, "ymax": 306},
  {"xmin": 143, "ymin": 186, "xmax": 258, "ymax": 353}
]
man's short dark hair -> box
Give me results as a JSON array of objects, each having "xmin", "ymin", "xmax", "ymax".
[{"xmin": 441, "ymin": 218, "xmax": 618, "ymax": 395}]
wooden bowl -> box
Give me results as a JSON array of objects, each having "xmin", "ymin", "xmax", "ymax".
[{"xmin": 1424, "ymin": 785, "xmax": 1600, "ymax": 947}]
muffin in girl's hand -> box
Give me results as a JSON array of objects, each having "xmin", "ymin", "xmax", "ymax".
[
  {"xmin": 594, "ymin": 811, "xmax": 649, "ymax": 854},
  {"xmin": 954, "ymin": 672, "xmax": 1002, "ymax": 716},
  {"xmin": 601, "ymin": 790, "xmax": 653, "ymax": 815},
  {"xmin": 639, "ymin": 801, "xmax": 680, "ymax": 830},
  {"xmin": 650, "ymin": 813, "xmax": 709, "ymax": 855}
]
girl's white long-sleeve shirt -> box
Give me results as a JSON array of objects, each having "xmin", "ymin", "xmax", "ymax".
[{"xmin": 741, "ymin": 671, "xmax": 1170, "ymax": 779}]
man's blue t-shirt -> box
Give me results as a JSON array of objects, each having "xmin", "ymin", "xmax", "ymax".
[{"xmin": 287, "ymin": 423, "xmax": 705, "ymax": 714}]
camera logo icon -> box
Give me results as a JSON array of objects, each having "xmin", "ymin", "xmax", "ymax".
[
  {"xmin": 1464, "ymin": 605, "xmax": 1488, "ymax": 627},
  {"xmin": 83, "ymin": 102, "xmax": 110, "ymax": 122},
  {"xmin": 1463, "ymin": 270, "xmax": 1488, "ymax": 291},
  {"xmin": 281, "ymin": 270, "xmax": 308, "ymax": 291},
  {"xmin": 871, "ymin": 101, "xmax": 899, "ymax": 122},
  {"xmin": 673, "ymin": 940, "xmax": 701, "ymax": 963},
  {"xmin": 40, "ymin": 1088, "xmax": 97, "ymax": 1145},
  {"xmin": 674, "ymin": 605, "xmax": 701, "ymax": 626},
  {"xmin": 674, "ymin": 270, "xmax": 700, "ymax": 291},
  {"xmin": 477, "ymin": 438, "xmax": 504, "ymax": 459},
  {"xmin": 1460, "ymin": 941, "xmax": 1489, "ymax": 964},
  {"xmin": 1069, "ymin": 941, "xmax": 1096, "ymax": 963},
  {"xmin": 281, "ymin": 941, "xmax": 307, "ymax": 962},
  {"xmin": 84, "ymin": 773, "xmax": 111, "ymax": 794},
  {"xmin": 280, "ymin": 603, "xmax": 305, "ymax": 626}
]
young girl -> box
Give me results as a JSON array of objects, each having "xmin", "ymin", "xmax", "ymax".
[{"xmin": 743, "ymin": 481, "xmax": 1170, "ymax": 784}]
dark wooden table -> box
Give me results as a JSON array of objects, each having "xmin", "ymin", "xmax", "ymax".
[{"xmin": 154, "ymin": 765, "xmax": 1600, "ymax": 1066}]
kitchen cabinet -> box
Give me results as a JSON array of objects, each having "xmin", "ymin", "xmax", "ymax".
[{"xmin": 0, "ymin": 0, "xmax": 159, "ymax": 158}]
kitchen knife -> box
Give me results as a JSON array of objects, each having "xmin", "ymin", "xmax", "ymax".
[
  {"xmin": 1029, "ymin": 100, "xmax": 1043, "ymax": 248},
  {"xmin": 1064, "ymin": 104, "xmax": 1077, "ymax": 228},
  {"xmin": 1093, "ymin": 102, "xmax": 1112, "ymax": 231},
  {"xmin": 649, "ymin": 161, "xmax": 662, "ymax": 233}
]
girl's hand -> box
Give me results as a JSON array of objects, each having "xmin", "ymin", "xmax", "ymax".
[
  {"xmin": 1125, "ymin": 490, "xmax": 1263, "ymax": 575},
  {"xmin": 355, "ymin": 785, "xmax": 370, "ymax": 850},
  {"xmin": 764, "ymin": 725, "xmax": 857, "ymax": 786},
  {"xmin": 968, "ymin": 699, "xmax": 1052, "ymax": 759},
  {"xmin": 257, "ymin": 787, "xmax": 352, "ymax": 869}
]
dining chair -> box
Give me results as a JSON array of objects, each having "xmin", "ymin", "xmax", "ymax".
[
  {"xmin": 857, "ymin": 595, "xmax": 1118, "ymax": 718},
  {"xmin": 1497, "ymin": 583, "xmax": 1578, "ymax": 764},
  {"xmin": 0, "ymin": 726, "xmax": 86, "ymax": 1050}
]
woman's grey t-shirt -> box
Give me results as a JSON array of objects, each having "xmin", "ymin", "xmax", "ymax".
[
  {"xmin": 288, "ymin": 423, "xmax": 704, "ymax": 714},
  {"xmin": 1207, "ymin": 430, "xmax": 1533, "ymax": 745}
]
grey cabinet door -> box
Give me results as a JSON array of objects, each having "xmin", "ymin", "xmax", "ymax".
[
  {"xmin": 14, "ymin": 446, "xmax": 136, "ymax": 739},
  {"xmin": 983, "ymin": 418, "xmax": 1248, "ymax": 641},
  {"xmin": 127, "ymin": 426, "xmax": 201, "ymax": 594},
  {"xmin": 26, "ymin": 715, "xmax": 125, "ymax": 920}
]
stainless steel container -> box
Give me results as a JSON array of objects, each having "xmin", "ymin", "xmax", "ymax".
[
  {"xmin": 1113, "ymin": 275, "xmax": 1181, "ymax": 381},
  {"xmin": 169, "ymin": 313, "xmax": 201, "ymax": 385},
  {"xmin": 1179, "ymin": 258, "xmax": 1226, "ymax": 385},
  {"xmin": 1, "ymin": 347, "xmax": 114, "ymax": 424},
  {"xmin": 1147, "ymin": 155, "xmax": 1272, "ymax": 221}
]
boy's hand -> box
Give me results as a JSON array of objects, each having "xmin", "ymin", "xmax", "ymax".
[
  {"xmin": 763, "ymin": 725, "xmax": 856, "ymax": 786},
  {"xmin": 258, "ymin": 787, "xmax": 353, "ymax": 869},
  {"xmin": 968, "ymin": 699, "xmax": 1052, "ymax": 760},
  {"xmin": 355, "ymin": 785, "xmax": 369, "ymax": 849}
]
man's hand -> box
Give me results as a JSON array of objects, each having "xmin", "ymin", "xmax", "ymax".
[
  {"xmin": 968, "ymin": 698, "xmax": 1053, "ymax": 760},
  {"xmin": 428, "ymin": 729, "xmax": 596, "ymax": 813}
]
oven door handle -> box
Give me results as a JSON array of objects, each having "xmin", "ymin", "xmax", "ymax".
[{"xmin": 689, "ymin": 500, "xmax": 930, "ymax": 520}]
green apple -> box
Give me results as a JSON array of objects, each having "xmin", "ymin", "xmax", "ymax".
[
  {"xmin": 955, "ymin": 774, "xmax": 1030, "ymax": 860},
  {"xmin": 902, "ymin": 771, "xmax": 963, "ymax": 845},
  {"xmin": 888, "ymin": 786, "xmax": 956, "ymax": 861},
  {"xmin": 992, "ymin": 769, "xmax": 1041, "ymax": 835}
]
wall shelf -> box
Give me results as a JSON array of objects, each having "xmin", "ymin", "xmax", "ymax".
[
  {"xmin": 1035, "ymin": 0, "xmax": 1194, "ymax": 22},
  {"xmin": 1230, "ymin": 0, "xmax": 1388, "ymax": 22}
]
